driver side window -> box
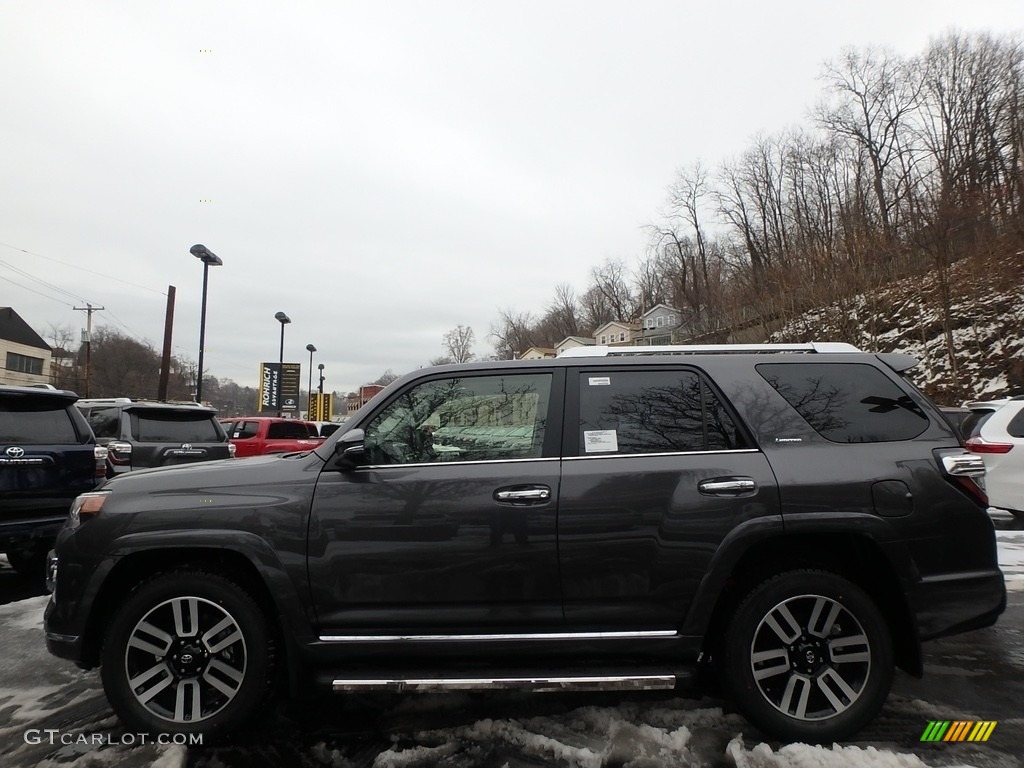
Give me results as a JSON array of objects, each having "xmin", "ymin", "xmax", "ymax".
[{"xmin": 363, "ymin": 373, "xmax": 551, "ymax": 465}]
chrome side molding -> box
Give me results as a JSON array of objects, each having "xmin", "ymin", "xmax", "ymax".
[
  {"xmin": 319, "ymin": 629, "xmax": 677, "ymax": 643},
  {"xmin": 332, "ymin": 674, "xmax": 676, "ymax": 694}
]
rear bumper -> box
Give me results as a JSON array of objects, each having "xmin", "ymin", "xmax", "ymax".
[
  {"xmin": 910, "ymin": 568, "xmax": 1006, "ymax": 641},
  {"xmin": 0, "ymin": 516, "xmax": 67, "ymax": 550}
]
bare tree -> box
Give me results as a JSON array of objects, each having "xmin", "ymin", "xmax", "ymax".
[
  {"xmin": 45, "ymin": 323, "xmax": 78, "ymax": 391},
  {"xmin": 442, "ymin": 324, "xmax": 476, "ymax": 364},
  {"xmin": 489, "ymin": 309, "xmax": 537, "ymax": 360},
  {"xmin": 588, "ymin": 258, "xmax": 638, "ymax": 322},
  {"xmin": 816, "ymin": 46, "xmax": 921, "ymax": 241}
]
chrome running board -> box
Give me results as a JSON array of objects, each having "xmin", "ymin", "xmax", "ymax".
[{"xmin": 332, "ymin": 674, "xmax": 676, "ymax": 694}]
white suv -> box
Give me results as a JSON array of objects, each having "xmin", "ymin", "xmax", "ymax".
[{"xmin": 964, "ymin": 397, "xmax": 1024, "ymax": 518}]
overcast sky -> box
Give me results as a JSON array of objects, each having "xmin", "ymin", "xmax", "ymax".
[{"xmin": 1, "ymin": 1, "xmax": 1020, "ymax": 395}]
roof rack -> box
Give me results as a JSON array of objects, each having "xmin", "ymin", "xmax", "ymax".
[{"xmin": 557, "ymin": 342, "xmax": 862, "ymax": 358}]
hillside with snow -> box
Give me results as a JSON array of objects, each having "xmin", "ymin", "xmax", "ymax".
[{"xmin": 770, "ymin": 249, "xmax": 1024, "ymax": 405}]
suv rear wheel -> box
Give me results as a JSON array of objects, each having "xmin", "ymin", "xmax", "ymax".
[
  {"xmin": 723, "ymin": 570, "xmax": 894, "ymax": 742},
  {"xmin": 100, "ymin": 571, "xmax": 273, "ymax": 736}
]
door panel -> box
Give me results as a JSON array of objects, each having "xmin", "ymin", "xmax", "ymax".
[
  {"xmin": 308, "ymin": 369, "xmax": 564, "ymax": 634},
  {"xmin": 558, "ymin": 365, "xmax": 780, "ymax": 629},
  {"xmin": 559, "ymin": 451, "xmax": 778, "ymax": 628}
]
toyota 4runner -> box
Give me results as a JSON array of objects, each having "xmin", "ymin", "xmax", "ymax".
[
  {"xmin": 1, "ymin": 385, "xmax": 105, "ymax": 580},
  {"xmin": 75, "ymin": 398, "xmax": 234, "ymax": 476},
  {"xmin": 44, "ymin": 344, "xmax": 1005, "ymax": 742}
]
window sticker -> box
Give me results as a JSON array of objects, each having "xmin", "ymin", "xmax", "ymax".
[
  {"xmin": 584, "ymin": 429, "xmax": 619, "ymax": 452},
  {"xmin": 588, "ymin": 376, "xmax": 612, "ymax": 386}
]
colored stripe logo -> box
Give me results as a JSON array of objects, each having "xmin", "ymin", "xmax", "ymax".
[{"xmin": 920, "ymin": 721, "xmax": 997, "ymax": 742}]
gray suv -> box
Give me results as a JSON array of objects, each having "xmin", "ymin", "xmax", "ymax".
[
  {"xmin": 75, "ymin": 398, "xmax": 234, "ymax": 476},
  {"xmin": 45, "ymin": 344, "xmax": 1005, "ymax": 743}
]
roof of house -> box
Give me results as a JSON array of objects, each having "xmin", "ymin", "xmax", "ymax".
[
  {"xmin": 555, "ymin": 336, "xmax": 596, "ymax": 347},
  {"xmin": 592, "ymin": 320, "xmax": 641, "ymax": 336},
  {"xmin": 0, "ymin": 307, "xmax": 50, "ymax": 351},
  {"xmin": 640, "ymin": 303, "xmax": 682, "ymax": 318},
  {"xmin": 518, "ymin": 346, "xmax": 556, "ymax": 359}
]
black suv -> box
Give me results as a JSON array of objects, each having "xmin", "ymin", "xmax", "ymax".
[
  {"xmin": 44, "ymin": 344, "xmax": 1005, "ymax": 742},
  {"xmin": 0, "ymin": 385, "xmax": 105, "ymax": 579},
  {"xmin": 75, "ymin": 398, "xmax": 234, "ymax": 476}
]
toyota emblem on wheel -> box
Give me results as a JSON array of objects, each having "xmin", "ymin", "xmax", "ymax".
[{"xmin": 5, "ymin": 446, "xmax": 25, "ymax": 458}]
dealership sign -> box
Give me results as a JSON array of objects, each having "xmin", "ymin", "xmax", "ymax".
[{"xmin": 258, "ymin": 362, "xmax": 303, "ymax": 412}]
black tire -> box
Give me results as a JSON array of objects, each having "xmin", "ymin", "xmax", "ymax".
[
  {"xmin": 722, "ymin": 570, "xmax": 894, "ymax": 743},
  {"xmin": 100, "ymin": 570, "xmax": 274, "ymax": 737}
]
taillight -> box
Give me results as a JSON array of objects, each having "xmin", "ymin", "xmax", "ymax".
[
  {"xmin": 107, "ymin": 440, "xmax": 133, "ymax": 466},
  {"xmin": 939, "ymin": 451, "xmax": 989, "ymax": 506},
  {"xmin": 965, "ymin": 436, "xmax": 1013, "ymax": 454},
  {"xmin": 228, "ymin": 443, "xmax": 237, "ymax": 458},
  {"xmin": 93, "ymin": 445, "xmax": 108, "ymax": 478}
]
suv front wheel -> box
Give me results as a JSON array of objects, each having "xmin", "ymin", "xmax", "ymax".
[
  {"xmin": 100, "ymin": 570, "xmax": 274, "ymax": 736},
  {"xmin": 723, "ymin": 570, "xmax": 894, "ymax": 743}
]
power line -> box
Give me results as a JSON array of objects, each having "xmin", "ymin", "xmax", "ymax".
[
  {"xmin": 0, "ymin": 273, "xmax": 74, "ymax": 306},
  {"xmin": 0, "ymin": 241, "xmax": 166, "ymax": 296},
  {"xmin": 0, "ymin": 256, "xmax": 90, "ymax": 303}
]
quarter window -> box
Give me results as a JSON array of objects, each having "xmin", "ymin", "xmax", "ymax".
[
  {"xmin": 757, "ymin": 363, "xmax": 928, "ymax": 443},
  {"xmin": 577, "ymin": 369, "xmax": 747, "ymax": 456},
  {"xmin": 1006, "ymin": 407, "xmax": 1024, "ymax": 439},
  {"xmin": 364, "ymin": 373, "xmax": 551, "ymax": 465}
]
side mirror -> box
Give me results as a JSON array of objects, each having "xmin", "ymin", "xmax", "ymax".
[{"xmin": 333, "ymin": 428, "xmax": 366, "ymax": 470}]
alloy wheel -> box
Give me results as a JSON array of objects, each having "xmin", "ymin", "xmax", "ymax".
[
  {"xmin": 123, "ymin": 596, "xmax": 248, "ymax": 724},
  {"xmin": 749, "ymin": 594, "xmax": 871, "ymax": 721}
]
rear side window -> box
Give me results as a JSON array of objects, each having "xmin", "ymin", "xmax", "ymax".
[
  {"xmin": 83, "ymin": 406, "xmax": 121, "ymax": 438},
  {"xmin": 131, "ymin": 411, "xmax": 223, "ymax": 442},
  {"xmin": 757, "ymin": 363, "xmax": 928, "ymax": 443},
  {"xmin": 230, "ymin": 421, "xmax": 259, "ymax": 439},
  {"xmin": 267, "ymin": 421, "xmax": 310, "ymax": 440},
  {"xmin": 576, "ymin": 369, "xmax": 748, "ymax": 455},
  {"xmin": 0, "ymin": 400, "xmax": 80, "ymax": 444},
  {"xmin": 961, "ymin": 409, "xmax": 995, "ymax": 440}
]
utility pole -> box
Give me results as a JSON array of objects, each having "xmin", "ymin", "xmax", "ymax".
[
  {"xmin": 158, "ymin": 286, "xmax": 176, "ymax": 401},
  {"xmin": 73, "ymin": 303, "xmax": 104, "ymax": 397}
]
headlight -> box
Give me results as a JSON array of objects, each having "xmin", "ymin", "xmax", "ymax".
[{"xmin": 69, "ymin": 491, "xmax": 111, "ymax": 528}]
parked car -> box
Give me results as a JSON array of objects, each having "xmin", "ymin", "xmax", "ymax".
[
  {"xmin": 76, "ymin": 398, "xmax": 234, "ymax": 476},
  {"xmin": 0, "ymin": 385, "xmax": 106, "ymax": 579},
  {"xmin": 44, "ymin": 343, "xmax": 1004, "ymax": 742},
  {"xmin": 219, "ymin": 416, "xmax": 324, "ymax": 457},
  {"xmin": 963, "ymin": 396, "xmax": 1024, "ymax": 518},
  {"xmin": 938, "ymin": 405, "xmax": 971, "ymax": 442}
]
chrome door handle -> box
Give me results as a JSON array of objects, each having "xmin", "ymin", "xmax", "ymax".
[
  {"xmin": 698, "ymin": 478, "xmax": 756, "ymax": 495},
  {"xmin": 495, "ymin": 488, "xmax": 550, "ymax": 502}
]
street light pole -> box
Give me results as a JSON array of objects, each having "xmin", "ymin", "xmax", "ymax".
[
  {"xmin": 274, "ymin": 311, "xmax": 291, "ymax": 416},
  {"xmin": 318, "ymin": 363, "xmax": 325, "ymax": 394},
  {"xmin": 190, "ymin": 244, "xmax": 223, "ymax": 403},
  {"xmin": 305, "ymin": 343, "xmax": 316, "ymax": 419}
]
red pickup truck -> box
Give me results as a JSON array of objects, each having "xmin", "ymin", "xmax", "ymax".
[{"xmin": 218, "ymin": 417, "xmax": 324, "ymax": 458}]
